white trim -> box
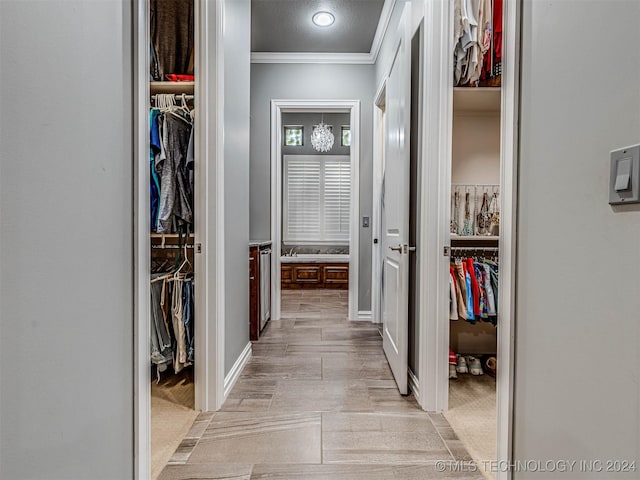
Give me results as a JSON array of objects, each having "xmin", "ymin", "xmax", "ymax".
[
  {"xmin": 223, "ymin": 343, "xmax": 252, "ymax": 399},
  {"xmin": 347, "ymin": 105, "xmax": 360, "ymax": 323},
  {"xmin": 357, "ymin": 310, "xmax": 372, "ymax": 321},
  {"xmin": 371, "ymin": 79, "xmax": 387, "ymax": 326},
  {"xmin": 250, "ymin": 0, "xmax": 396, "ymax": 65},
  {"xmin": 271, "ymin": 103, "xmax": 281, "ymax": 320},
  {"xmin": 251, "ymin": 52, "xmax": 374, "ymax": 65},
  {"xmin": 210, "ymin": 0, "xmax": 227, "ymax": 411},
  {"xmin": 408, "ymin": 368, "xmax": 420, "ymax": 399},
  {"xmin": 133, "ymin": 1, "xmax": 150, "ymax": 479},
  {"xmin": 495, "ymin": 0, "xmax": 521, "ymax": 478},
  {"xmin": 193, "ymin": 0, "xmax": 226, "ymax": 412},
  {"xmin": 419, "ymin": 0, "xmax": 452, "ymax": 413},
  {"xmin": 271, "ymin": 100, "xmax": 361, "ymax": 323},
  {"xmin": 370, "ymin": 0, "xmax": 397, "ymax": 63}
]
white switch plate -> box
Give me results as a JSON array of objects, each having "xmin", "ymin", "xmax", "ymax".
[{"xmin": 609, "ymin": 144, "xmax": 640, "ymax": 205}]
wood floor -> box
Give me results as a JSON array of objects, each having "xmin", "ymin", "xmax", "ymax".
[{"xmin": 159, "ymin": 290, "xmax": 483, "ymax": 480}]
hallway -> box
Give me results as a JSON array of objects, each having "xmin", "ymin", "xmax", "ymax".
[{"xmin": 159, "ymin": 290, "xmax": 483, "ymax": 479}]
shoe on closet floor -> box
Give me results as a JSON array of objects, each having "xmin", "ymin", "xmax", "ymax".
[
  {"xmin": 456, "ymin": 354, "xmax": 468, "ymax": 374},
  {"xmin": 466, "ymin": 356, "xmax": 484, "ymax": 375},
  {"xmin": 484, "ymin": 356, "xmax": 497, "ymax": 377},
  {"xmin": 449, "ymin": 347, "xmax": 458, "ymax": 365},
  {"xmin": 449, "ymin": 363, "xmax": 458, "ymax": 379}
]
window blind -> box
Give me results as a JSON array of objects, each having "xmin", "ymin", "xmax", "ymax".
[{"xmin": 283, "ymin": 155, "xmax": 350, "ymax": 243}]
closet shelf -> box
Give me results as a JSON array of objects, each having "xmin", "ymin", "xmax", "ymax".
[
  {"xmin": 451, "ymin": 235, "xmax": 498, "ymax": 240},
  {"xmin": 150, "ymin": 81, "xmax": 195, "ymax": 94},
  {"xmin": 451, "ymin": 235, "xmax": 499, "ymax": 246},
  {"xmin": 453, "ymin": 87, "xmax": 501, "ymax": 113},
  {"xmin": 151, "ymin": 233, "xmax": 195, "ymax": 238}
]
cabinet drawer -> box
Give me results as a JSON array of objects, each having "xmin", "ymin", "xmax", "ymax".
[
  {"xmin": 293, "ymin": 265, "xmax": 321, "ymax": 283},
  {"xmin": 323, "ymin": 265, "xmax": 349, "ymax": 284}
]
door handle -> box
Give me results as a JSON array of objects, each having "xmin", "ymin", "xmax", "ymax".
[{"xmin": 389, "ymin": 244, "xmax": 416, "ymax": 254}]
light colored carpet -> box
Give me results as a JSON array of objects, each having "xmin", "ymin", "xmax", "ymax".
[
  {"xmin": 444, "ymin": 374, "xmax": 496, "ymax": 480},
  {"xmin": 151, "ymin": 368, "xmax": 198, "ymax": 480}
]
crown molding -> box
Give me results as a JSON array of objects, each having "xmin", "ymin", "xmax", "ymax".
[
  {"xmin": 370, "ymin": 0, "xmax": 396, "ymax": 63},
  {"xmin": 251, "ymin": 51, "xmax": 375, "ymax": 64},
  {"xmin": 250, "ymin": 0, "xmax": 397, "ymax": 65}
]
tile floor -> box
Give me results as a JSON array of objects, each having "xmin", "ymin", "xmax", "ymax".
[{"xmin": 159, "ymin": 290, "xmax": 483, "ymax": 480}]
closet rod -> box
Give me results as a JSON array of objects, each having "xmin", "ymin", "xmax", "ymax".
[
  {"xmin": 451, "ymin": 183, "xmax": 500, "ymax": 187},
  {"xmin": 451, "ymin": 246, "xmax": 499, "ymax": 252},
  {"xmin": 151, "ymin": 94, "xmax": 194, "ymax": 101},
  {"xmin": 151, "ymin": 245, "xmax": 194, "ymax": 250}
]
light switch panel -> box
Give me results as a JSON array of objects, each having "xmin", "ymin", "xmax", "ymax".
[
  {"xmin": 609, "ymin": 144, "xmax": 640, "ymax": 205},
  {"xmin": 614, "ymin": 158, "xmax": 632, "ymax": 191}
]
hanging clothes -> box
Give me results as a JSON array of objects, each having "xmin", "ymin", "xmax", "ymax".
[
  {"xmin": 157, "ymin": 112, "xmax": 194, "ymax": 233},
  {"xmin": 150, "ymin": 109, "xmax": 162, "ymax": 229},
  {"xmin": 453, "ymin": 0, "xmax": 502, "ymax": 86},
  {"xmin": 449, "ymin": 268, "xmax": 459, "ymax": 320},
  {"xmin": 450, "ymin": 256, "xmax": 499, "ymax": 325},
  {"xmin": 150, "ymin": 0, "xmax": 195, "ymax": 81},
  {"xmin": 150, "ymin": 273, "xmax": 195, "ymax": 379},
  {"xmin": 150, "ymin": 274, "xmax": 173, "ymax": 372},
  {"xmin": 453, "ymin": 260, "xmax": 469, "ymax": 320},
  {"xmin": 150, "ymin": 97, "xmax": 195, "ymax": 234},
  {"xmin": 183, "ymin": 278, "xmax": 195, "ymax": 363}
]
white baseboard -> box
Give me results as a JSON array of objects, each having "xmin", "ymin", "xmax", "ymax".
[
  {"xmin": 223, "ymin": 342, "xmax": 252, "ymax": 400},
  {"xmin": 356, "ymin": 310, "xmax": 372, "ymax": 321},
  {"xmin": 408, "ymin": 368, "xmax": 420, "ymax": 399}
]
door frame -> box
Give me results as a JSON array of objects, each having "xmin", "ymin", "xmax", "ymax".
[
  {"xmin": 270, "ymin": 99, "xmax": 360, "ymax": 322},
  {"xmin": 418, "ymin": 1, "xmax": 521, "ymax": 480},
  {"xmin": 133, "ymin": 1, "xmax": 225, "ymax": 478},
  {"xmin": 371, "ymin": 81, "xmax": 387, "ymax": 325}
]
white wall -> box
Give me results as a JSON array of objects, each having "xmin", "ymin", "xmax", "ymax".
[
  {"xmin": 515, "ymin": 0, "xmax": 640, "ymax": 477},
  {"xmin": 374, "ymin": 0, "xmax": 408, "ymax": 88},
  {"xmin": 452, "ymin": 114, "xmax": 501, "ymax": 185},
  {"xmin": 250, "ymin": 63, "xmax": 375, "ymax": 310},
  {"xmin": 0, "ymin": 1, "xmax": 134, "ymax": 478},
  {"xmin": 223, "ymin": 0, "xmax": 252, "ymax": 375}
]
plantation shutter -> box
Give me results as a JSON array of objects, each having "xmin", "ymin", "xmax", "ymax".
[
  {"xmin": 323, "ymin": 157, "xmax": 351, "ymax": 239},
  {"xmin": 283, "ymin": 155, "xmax": 350, "ymax": 243}
]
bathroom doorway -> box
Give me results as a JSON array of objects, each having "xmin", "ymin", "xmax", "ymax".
[{"xmin": 269, "ymin": 100, "xmax": 361, "ymax": 323}]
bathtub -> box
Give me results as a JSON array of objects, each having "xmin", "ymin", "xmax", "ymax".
[{"xmin": 280, "ymin": 253, "xmax": 349, "ymax": 264}]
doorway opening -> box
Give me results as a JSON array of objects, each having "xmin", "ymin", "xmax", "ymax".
[
  {"xmin": 134, "ymin": 1, "xmax": 212, "ymax": 478},
  {"xmin": 147, "ymin": 6, "xmax": 199, "ymax": 478},
  {"xmin": 269, "ymin": 101, "xmax": 361, "ymax": 325},
  {"xmin": 429, "ymin": 1, "xmax": 520, "ymax": 479}
]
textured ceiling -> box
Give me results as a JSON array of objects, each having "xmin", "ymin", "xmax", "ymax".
[{"xmin": 252, "ymin": 0, "xmax": 385, "ymax": 53}]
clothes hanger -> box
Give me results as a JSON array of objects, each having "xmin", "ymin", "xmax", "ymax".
[
  {"xmin": 179, "ymin": 93, "xmax": 192, "ymax": 116},
  {"xmin": 173, "ymin": 227, "xmax": 193, "ymax": 278}
]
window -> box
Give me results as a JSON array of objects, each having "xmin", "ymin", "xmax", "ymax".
[
  {"xmin": 283, "ymin": 155, "xmax": 350, "ymax": 243},
  {"xmin": 284, "ymin": 126, "xmax": 303, "ymax": 146},
  {"xmin": 341, "ymin": 126, "xmax": 351, "ymax": 147}
]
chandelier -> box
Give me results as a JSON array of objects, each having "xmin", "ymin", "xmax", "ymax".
[{"xmin": 311, "ymin": 115, "xmax": 334, "ymax": 152}]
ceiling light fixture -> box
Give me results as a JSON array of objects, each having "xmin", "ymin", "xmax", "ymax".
[
  {"xmin": 312, "ymin": 11, "xmax": 335, "ymax": 27},
  {"xmin": 311, "ymin": 114, "xmax": 334, "ymax": 152}
]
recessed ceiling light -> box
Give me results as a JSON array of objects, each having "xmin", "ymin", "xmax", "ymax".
[{"xmin": 312, "ymin": 11, "xmax": 335, "ymax": 27}]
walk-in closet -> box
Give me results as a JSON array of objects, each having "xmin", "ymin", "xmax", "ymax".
[
  {"xmin": 147, "ymin": 0, "xmax": 198, "ymax": 478},
  {"xmin": 445, "ymin": 0, "xmax": 503, "ymax": 478}
]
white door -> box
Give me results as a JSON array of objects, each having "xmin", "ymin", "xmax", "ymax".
[{"xmin": 381, "ymin": 7, "xmax": 411, "ymax": 395}]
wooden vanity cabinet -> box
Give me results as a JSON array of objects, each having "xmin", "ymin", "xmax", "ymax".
[{"xmin": 281, "ymin": 263, "xmax": 348, "ymax": 289}]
